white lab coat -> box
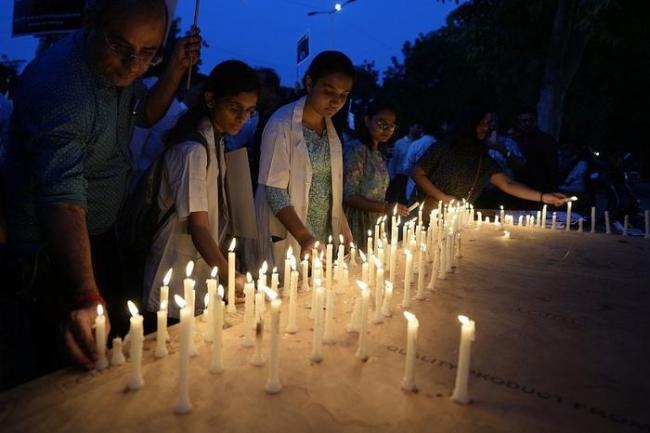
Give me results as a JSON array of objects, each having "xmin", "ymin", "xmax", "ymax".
[
  {"xmin": 143, "ymin": 118, "xmax": 227, "ymax": 318},
  {"xmin": 255, "ymin": 96, "xmax": 344, "ymax": 268}
]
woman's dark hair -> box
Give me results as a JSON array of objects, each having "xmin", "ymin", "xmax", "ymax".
[
  {"xmin": 165, "ymin": 60, "xmax": 260, "ymax": 146},
  {"xmin": 356, "ymin": 99, "xmax": 397, "ymax": 149},
  {"xmin": 303, "ymin": 50, "xmax": 355, "ymax": 87},
  {"xmin": 452, "ymin": 102, "xmax": 493, "ymax": 148}
]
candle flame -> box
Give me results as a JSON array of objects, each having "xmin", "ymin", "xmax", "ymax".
[
  {"xmin": 304, "ymin": 254, "xmax": 309, "ymax": 261},
  {"xmin": 174, "ymin": 294, "xmax": 186, "ymax": 309},
  {"xmin": 314, "ymin": 241, "xmax": 320, "ymax": 249},
  {"xmin": 211, "ymin": 266, "xmax": 218, "ymax": 278},
  {"xmin": 163, "ymin": 268, "xmax": 172, "ymax": 286},
  {"xmin": 218, "ymin": 285, "xmax": 225, "ymax": 299},
  {"xmin": 96, "ymin": 304, "xmax": 104, "ymax": 316},
  {"xmin": 349, "ymin": 242, "xmax": 355, "ymax": 249},
  {"xmin": 228, "ymin": 238, "xmax": 237, "ymax": 252},
  {"xmin": 458, "ymin": 315, "xmax": 471, "ymax": 325},
  {"xmin": 393, "ymin": 204, "xmax": 397, "ymax": 215},
  {"xmin": 286, "ymin": 245, "xmax": 293, "ymax": 259},
  {"xmin": 339, "ymin": 234, "xmax": 344, "ymax": 244},
  {"xmin": 397, "ymin": 216, "xmax": 401, "ymax": 226},
  {"xmin": 500, "ymin": 205, "xmax": 504, "ymax": 210},
  {"xmin": 127, "ymin": 300, "xmax": 139, "ymax": 317},
  {"xmin": 376, "ymin": 216, "xmax": 382, "ymax": 225},
  {"xmin": 272, "ymin": 266, "xmax": 278, "ymax": 274},
  {"xmin": 328, "ymin": 234, "xmax": 333, "ymax": 243},
  {"xmin": 367, "ymin": 229, "xmax": 372, "ymax": 237},
  {"xmin": 160, "ymin": 300, "xmax": 168, "ymax": 311},
  {"xmin": 185, "ymin": 260, "xmax": 194, "ymax": 278},
  {"xmin": 359, "ymin": 250, "xmax": 367, "ymax": 263},
  {"xmin": 259, "ymin": 261, "xmax": 268, "ymax": 275},
  {"xmin": 204, "ymin": 293, "xmax": 210, "ymax": 307},
  {"xmin": 246, "ymin": 272, "xmax": 253, "ymax": 283},
  {"xmin": 569, "ymin": 196, "xmax": 578, "ymax": 202},
  {"xmin": 403, "ymin": 311, "xmax": 416, "ymax": 322}
]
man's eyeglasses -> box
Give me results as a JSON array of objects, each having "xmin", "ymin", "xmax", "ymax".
[
  {"xmin": 374, "ymin": 119, "xmax": 398, "ymax": 133},
  {"xmin": 103, "ymin": 31, "xmax": 163, "ymax": 67},
  {"xmin": 223, "ymin": 100, "xmax": 257, "ymax": 119}
]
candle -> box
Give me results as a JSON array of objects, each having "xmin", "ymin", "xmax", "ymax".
[
  {"xmin": 242, "ymin": 273, "xmax": 255, "ymax": 347},
  {"xmin": 183, "ymin": 261, "xmax": 198, "ymax": 357},
  {"xmin": 127, "ymin": 300, "xmax": 144, "ymax": 390},
  {"xmin": 401, "ymin": 311, "xmax": 419, "ymax": 392},
  {"xmin": 301, "ymin": 254, "xmax": 310, "ymax": 291},
  {"xmin": 209, "ymin": 286, "xmax": 225, "ymax": 374},
  {"xmin": 402, "ymin": 250, "xmax": 412, "ymax": 309},
  {"xmin": 309, "ymin": 258, "xmax": 322, "ymax": 319},
  {"xmin": 645, "ymin": 210, "xmax": 650, "ymax": 239},
  {"xmin": 155, "ymin": 300, "xmax": 169, "ymax": 358},
  {"xmin": 342, "ymin": 262, "xmax": 349, "ymax": 290},
  {"xmin": 257, "ymin": 261, "xmax": 268, "ymax": 317},
  {"xmin": 286, "ymin": 259, "xmax": 299, "ymax": 334},
  {"xmin": 418, "ymin": 202, "xmax": 424, "ymax": 227},
  {"xmin": 337, "ymin": 234, "xmax": 345, "ymax": 266},
  {"xmin": 439, "ymin": 230, "xmax": 447, "ymax": 280},
  {"xmin": 250, "ymin": 316, "xmax": 265, "ymax": 367},
  {"xmin": 264, "ymin": 289, "xmax": 282, "ymax": 393},
  {"xmin": 542, "ymin": 204, "xmax": 548, "ymax": 229},
  {"xmin": 374, "ymin": 218, "xmax": 381, "ymax": 256},
  {"xmin": 415, "ymin": 244, "xmax": 426, "ymax": 301},
  {"xmin": 283, "ymin": 246, "xmax": 293, "ymax": 294},
  {"xmin": 355, "ymin": 281, "xmax": 370, "ymax": 361},
  {"xmin": 367, "ymin": 230, "xmax": 373, "ymax": 257},
  {"xmin": 160, "ymin": 268, "xmax": 172, "ymax": 328},
  {"xmin": 591, "ymin": 206, "xmax": 596, "ymax": 233},
  {"xmin": 347, "ymin": 295, "xmax": 361, "ymax": 333},
  {"xmin": 578, "ymin": 218, "xmax": 584, "ymax": 233},
  {"xmin": 201, "ymin": 293, "xmax": 210, "ymax": 323},
  {"xmin": 271, "ymin": 266, "xmax": 279, "ymax": 293},
  {"xmin": 389, "ymin": 241, "xmax": 397, "ymax": 281},
  {"xmin": 360, "ymin": 251, "xmax": 368, "ymax": 286},
  {"xmin": 368, "ymin": 251, "xmax": 376, "ymax": 289},
  {"xmin": 551, "ymin": 212, "xmax": 557, "ymax": 230},
  {"xmin": 391, "ymin": 205, "xmax": 398, "ymax": 246},
  {"xmin": 311, "ymin": 241, "xmax": 320, "ymax": 287},
  {"xmin": 227, "ymin": 238, "xmax": 237, "ymax": 313},
  {"xmin": 536, "ymin": 210, "xmax": 541, "ymax": 228},
  {"xmin": 94, "ymin": 304, "xmax": 108, "ymax": 370},
  {"xmin": 451, "ymin": 315, "xmax": 476, "ymax": 404},
  {"xmin": 605, "ymin": 210, "xmax": 611, "ymax": 234},
  {"xmin": 326, "ymin": 235, "xmax": 333, "ymax": 291},
  {"xmin": 517, "ymin": 215, "xmax": 523, "ymax": 227},
  {"xmin": 322, "ymin": 282, "xmax": 336, "ymax": 344},
  {"xmin": 174, "ymin": 295, "xmax": 192, "ymax": 414},
  {"xmin": 499, "ymin": 205, "xmax": 505, "ymax": 226},
  {"xmin": 623, "ymin": 214, "xmax": 629, "ymax": 236},
  {"xmin": 402, "ymin": 219, "xmax": 409, "ymax": 249},
  {"xmin": 372, "ymin": 257, "xmax": 384, "ymax": 324},
  {"xmin": 310, "ymin": 280, "xmax": 325, "ymax": 363},
  {"xmin": 381, "ymin": 281, "xmax": 393, "ymax": 317},
  {"xmin": 204, "ymin": 267, "xmax": 218, "ymax": 340},
  {"xmin": 350, "ymin": 242, "xmax": 357, "ymax": 266},
  {"xmin": 110, "ymin": 337, "xmax": 125, "ymax": 366}
]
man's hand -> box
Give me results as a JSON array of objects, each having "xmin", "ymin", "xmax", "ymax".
[
  {"xmin": 543, "ymin": 192, "xmax": 568, "ymax": 207},
  {"xmin": 64, "ymin": 305, "xmax": 110, "ymax": 370},
  {"xmin": 170, "ymin": 28, "xmax": 202, "ymax": 74}
]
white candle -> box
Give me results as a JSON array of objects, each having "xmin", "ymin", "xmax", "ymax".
[
  {"xmin": 174, "ymin": 295, "xmax": 192, "ymax": 414},
  {"xmin": 623, "ymin": 214, "xmax": 629, "ymax": 236},
  {"xmin": 201, "ymin": 293, "xmax": 210, "ymax": 323},
  {"xmin": 160, "ymin": 268, "xmax": 172, "ymax": 334},
  {"xmin": 566, "ymin": 196, "xmax": 577, "ymax": 231},
  {"xmin": 389, "ymin": 241, "xmax": 398, "ymax": 281},
  {"xmin": 271, "ymin": 266, "xmax": 279, "ymax": 293},
  {"xmin": 541, "ymin": 204, "xmax": 548, "ymax": 229},
  {"xmin": 110, "ymin": 337, "xmax": 125, "ymax": 366},
  {"xmin": 645, "ymin": 210, "xmax": 650, "ymax": 239},
  {"xmin": 337, "ymin": 235, "xmax": 345, "ymax": 268},
  {"xmin": 347, "ymin": 295, "xmax": 361, "ymax": 333},
  {"xmin": 309, "ymin": 258, "xmax": 322, "ymax": 319},
  {"xmin": 310, "ymin": 280, "xmax": 325, "ymax": 363},
  {"xmin": 250, "ymin": 316, "xmax": 265, "ymax": 367},
  {"xmin": 209, "ymin": 286, "xmax": 225, "ymax": 374},
  {"xmin": 381, "ymin": 281, "xmax": 393, "ymax": 317},
  {"xmin": 551, "ymin": 212, "xmax": 557, "ymax": 230},
  {"xmin": 368, "ymin": 252, "xmax": 376, "ymax": 289},
  {"xmin": 415, "ymin": 244, "xmax": 426, "ymax": 301},
  {"xmin": 183, "ymin": 262, "xmax": 198, "ymax": 358},
  {"xmin": 204, "ymin": 267, "xmax": 217, "ymax": 340},
  {"xmin": 367, "ymin": 230, "xmax": 373, "ymax": 257},
  {"xmin": 402, "ymin": 219, "xmax": 409, "ymax": 249},
  {"xmin": 418, "ymin": 202, "xmax": 424, "ymax": 227},
  {"xmin": 326, "ymin": 235, "xmax": 333, "ymax": 291},
  {"xmin": 94, "ymin": 304, "xmax": 108, "ymax": 370},
  {"xmin": 374, "ymin": 218, "xmax": 381, "ymax": 256},
  {"xmin": 349, "ymin": 242, "xmax": 357, "ymax": 266},
  {"xmin": 311, "ymin": 242, "xmax": 320, "ymax": 287},
  {"xmin": 372, "ymin": 257, "xmax": 384, "ymax": 324},
  {"xmin": 155, "ymin": 300, "xmax": 169, "ymax": 358},
  {"xmin": 355, "ymin": 281, "xmax": 370, "ymax": 361},
  {"xmin": 227, "ymin": 238, "xmax": 237, "ymax": 313},
  {"xmin": 451, "ymin": 315, "xmax": 476, "ymax": 404},
  {"xmin": 391, "ymin": 206, "xmax": 398, "ymax": 246},
  {"xmin": 242, "ymin": 273, "xmax": 255, "ymax": 347},
  {"xmin": 499, "ymin": 205, "xmax": 505, "ymax": 225},
  {"xmin": 605, "ymin": 210, "xmax": 611, "ymax": 234},
  {"xmin": 301, "ymin": 254, "xmax": 310, "ymax": 291},
  {"xmin": 322, "ymin": 283, "xmax": 336, "ymax": 344},
  {"xmin": 402, "ymin": 250, "xmax": 412, "ymax": 308},
  {"xmin": 286, "ymin": 260, "xmax": 299, "ymax": 334},
  {"xmin": 264, "ymin": 289, "xmax": 282, "ymax": 393},
  {"xmin": 283, "ymin": 246, "xmax": 293, "ymax": 294},
  {"xmin": 360, "ymin": 251, "xmax": 368, "ymax": 286},
  {"xmin": 127, "ymin": 301, "xmax": 144, "ymax": 390},
  {"xmin": 591, "ymin": 206, "xmax": 596, "ymax": 233},
  {"xmin": 401, "ymin": 311, "xmax": 419, "ymax": 392},
  {"xmin": 257, "ymin": 261, "xmax": 268, "ymax": 317}
]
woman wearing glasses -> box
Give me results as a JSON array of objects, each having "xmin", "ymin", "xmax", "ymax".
[
  {"xmin": 343, "ymin": 99, "xmax": 410, "ymax": 251},
  {"xmin": 143, "ymin": 60, "xmax": 259, "ymax": 317},
  {"xmin": 256, "ymin": 51, "xmax": 355, "ymax": 266}
]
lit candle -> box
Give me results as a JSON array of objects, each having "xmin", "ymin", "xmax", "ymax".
[
  {"xmin": 517, "ymin": 215, "xmax": 523, "ymax": 227},
  {"xmin": 110, "ymin": 337, "xmax": 125, "ymax": 366},
  {"xmin": 242, "ymin": 273, "xmax": 255, "ymax": 347},
  {"xmin": 415, "ymin": 244, "xmax": 426, "ymax": 301},
  {"xmin": 402, "ymin": 219, "xmax": 409, "ymax": 249},
  {"xmin": 355, "ymin": 281, "xmax": 370, "ymax": 361},
  {"xmin": 645, "ymin": 210, "xmax": 649, "ymax": 239},
  {"xmin": 283, "ymin": 246, "xmax": 293, "ymax": 294},
  {"xmin": 227, "ymin": 238, "xmax": 237, "ymax": 313},
  {"xmin": 309, "ymin": 258, "xmax": 322, "ymax": 319},
  {"xmin": 605, "ymin": 210, "xmax": 611, "ymax": 234},
  {"xmin": 381, "ymin": 281, "xmax": 393, "ymax": 317},
  {"xmin": 183, "ymin": 261, "xmax": 198, "ymax": 357},
  {"xmin": 499, "ymin": 205, "xmax": 505, "ymax": 226},
  {"xmin": 349, "ymin": 242, "xmax": 357, "ymax": 266},
  {"xmin": 438, "ymin": 231, "xmax": 447, "ymax": 280},
  {"xmin": 391, "ymin": 205, "xmax": 398, "ymax": 246},
  {"xmin": 155, "ymin": 300, "xmax": 169, "ymax": 358},
  {"xmin": 551, "ymin": 212, "xmax": 557, "ymax": 230},
  {"xmin": 257, "ymin": 261, "xmax": 268, "ymax": 317},
  {"xmin": 451, "ymin": 315, "xmax": 476, "ymax": 404},
  {"xmin": 367, "ymin": 230, "xmax": 373, "ymax": 257},
  {"xmin": 94, "ymin": 304, "xmax": 108, "ymax": 370},
  {"xmin": 209, "ymin": 286, "xmax": 225, "ymax": 374},
  {"xmin": 566, "ymin": 196, "xmax": 577, "ymax": 231},
  {"xmin": 310, "ymin": 280, "xmax": 325, "ymax": 363},
  {"xmin": 204, "ymin": 267, "xmax": 218, "ymax": 340},
  {"xmin": 160, "ymin": 268, "xmax": 172, "ymax": 322},
  {"xmin": 271, "ymin": 266, "xmax": 279, "ymax": 293},
  {"xmin": 174, "ymin": 295, "xmax": 192, "ymax": 414},
  {"xmin": 374, "ymin": 217, "xmax": 381, "ymax": 256},
  {"xmin": 591, "ymin": 206, "xmax": 596, "ymax": 233},
  {"xmin": 360, "ymin": 251, "xmax": 368, "ymax": 286},
  {"xmin": 337, "ymin": 235, "xmax": 345, "ymax": 269},
  {"xmin": 265, "ymin": 288, "xmax": 282, "ymax": 393},
  {"xmin": 623, "ymin": 214, "xmax": 629, "ymax": 236},
  {"xmin": 326, "ymin": 235, "xmax": 333, "ymax": 291},
  {"xmin": 286, "ymin": 259, "xmax": 299, "ymax": 334},
  {"xmin": 542, "ymin": 204, "xmax": 548, "ymax": 229},
  {"xmin": 418, "ymin": 202, "xmax": 424, "ymax": 227},
  {"xmin": 402, "ymin": 250, "xmax": 412, "ymax": 309},
  {"xmin": 127, "ymin": 300, "xmax": 144, "ymax": 390},
  {"xmin": 401, "ymin": 311, "xmax": 419, "ymax": 392},
  {"xmin": 372, "ymin": 257, "xmax": 384, "ymax": 324},
  {"xmin": 201, "ymin": 293, "xmax": 210, "ymax": 323},
  {"xmin": 477, "ymin": 211, "xmax": 483, "ymax": 227},
  {"xmin": 536, "ymin": 210, "xmax": 541, "ymax": 228}
]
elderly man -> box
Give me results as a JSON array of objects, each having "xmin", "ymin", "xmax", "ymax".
[{"xmin": 0, "ymin": 0, "xmax": 200, "ymax": 385}]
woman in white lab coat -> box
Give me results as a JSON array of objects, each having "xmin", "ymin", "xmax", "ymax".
[
  {"xmin": 143, "ymin": 60, "xmax": 259, "ymax": 318},
  {"xmin": 256, "ymin": 51, "xmax": 355, "ymax": 267}
]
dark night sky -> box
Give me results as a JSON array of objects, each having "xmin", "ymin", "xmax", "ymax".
[{"xmin": 1, "ymin": 0, "xmax": 460, "ymax": 85}]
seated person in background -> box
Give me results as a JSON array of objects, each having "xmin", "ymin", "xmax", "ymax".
[
  {"xmin": 343, "ymin": 99, "xmax": 409, "ymax": 251},
  {"xmin": 143, "ymin": 60, "xmax": 259, "ymax": 318},
  {"xmin": 411, "ymin": 107, "xmax": 567, "ymax": 211}
]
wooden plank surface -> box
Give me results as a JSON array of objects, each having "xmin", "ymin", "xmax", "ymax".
[{"xmin": 1, "ymin": 226, "xmax": 648, "ymax": 433}]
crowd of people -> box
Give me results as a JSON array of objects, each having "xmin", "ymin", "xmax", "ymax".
[{"xmin": 0, "ymin": 0, "xmax": 567, "ymax": 389}]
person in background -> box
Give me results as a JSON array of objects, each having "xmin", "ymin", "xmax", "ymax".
[
  {"xmin": 402, "ymin": 133, "xmax": 436, "ymax": 203},
  {"xmin": 256, "ymin": 51, "xmax": 355, "ymax": 267},
  {"xmin": 143, "ymin": 60, "xmax": 258, "ymax": 318},
  {"xmin": 343, "ymin": 99, "xmax": 409, "ymax": 251},
  {"xmin": 0, "ymin": 0, "xmax": 200, "ymax": 385},
  {"xmin": 412, "ymin": 107, "xmax": 567, "ymax": 211},
  {"xmin": 386, "ymin": 123, "xmax": 423, "ymax": 202}
]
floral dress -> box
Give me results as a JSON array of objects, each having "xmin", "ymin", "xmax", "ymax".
[{"xmin": 343, "ymin": 140, "xmax": 390, "ymax": 251}]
